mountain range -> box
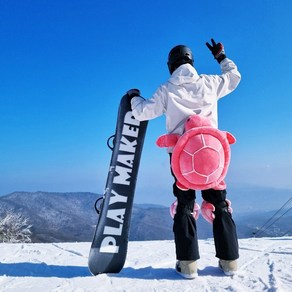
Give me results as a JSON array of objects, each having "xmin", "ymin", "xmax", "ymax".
[{"xmin": 0, "ymin": 190, "xmax": 291, "ymax": 243}]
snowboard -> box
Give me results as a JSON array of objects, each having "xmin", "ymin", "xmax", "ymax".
[{"xmin": 88, "ymin": 94, "xmax": 148, "ymax": 275}]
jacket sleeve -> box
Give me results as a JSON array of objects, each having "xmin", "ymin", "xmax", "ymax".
[
  {"xmin": 203, "ymin": 58, "xmax": 241, "ymax": 99},
  {"xmin": 131, "ymin": 85, "xmax": 167, "ymax": 121}
]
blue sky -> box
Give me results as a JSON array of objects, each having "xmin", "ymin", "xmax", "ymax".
[{"xmin": 1, "ymin": 0, "xmax": 292, "ymax": 205}]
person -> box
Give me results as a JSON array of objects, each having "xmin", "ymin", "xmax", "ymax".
[{"xmin": 127, "ymin": 39, "xmax": 241, "ymax": 278}]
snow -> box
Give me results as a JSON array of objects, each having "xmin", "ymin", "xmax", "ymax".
[{"xmin": 0, "ymin": 237, "xmax": 291, "ymax": 291}]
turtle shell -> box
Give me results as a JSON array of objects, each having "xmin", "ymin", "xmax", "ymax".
[{"xmin": 171, "ymin": 127, "xmax": 231, "ymax": 190}]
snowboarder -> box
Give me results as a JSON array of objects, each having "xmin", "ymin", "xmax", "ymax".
[{"xmin": 127, "ymin": 39, "xmax": 241, "ymax": 278}]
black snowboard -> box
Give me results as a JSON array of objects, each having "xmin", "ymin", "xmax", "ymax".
[{"xmin": 88, "ymin": 94, "xmax": 148, "ymax": 275}]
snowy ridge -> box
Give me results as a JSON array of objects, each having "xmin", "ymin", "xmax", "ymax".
[
  {"xmin": 1, "ymin": 191, "xmax": 292, "ymax": 243},
  {"xmin": 0, "ymin": 237, "xmax": 291, "ymax": 291}
]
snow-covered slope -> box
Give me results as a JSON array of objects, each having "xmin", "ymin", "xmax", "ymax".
[{"xmin": 0, "ymin": 237, "xmax": 291, "ymax": 291}]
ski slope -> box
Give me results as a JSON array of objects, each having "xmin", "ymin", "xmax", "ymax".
[{"xmin": 0, "ymin": 237, "xmax": 291, "ymax": 291}]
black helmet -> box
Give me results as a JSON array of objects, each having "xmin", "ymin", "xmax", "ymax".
[{"xmin": 167, "ymin": 45, "xmax": 194, "ymax": 74}]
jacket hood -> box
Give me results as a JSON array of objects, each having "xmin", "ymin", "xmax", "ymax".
[{"xmin": 168, "ymin": 63, "xmax": 200, "ymax": 85}]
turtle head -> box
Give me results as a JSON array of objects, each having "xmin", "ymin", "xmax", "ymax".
[{"xmin": 185, "ymin": 115, "xmax": 211, "ymax": 131}]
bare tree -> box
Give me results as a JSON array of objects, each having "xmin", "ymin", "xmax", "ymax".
[{"xmin": 0, "ymin": 209, "xmax": 32, "ymax": 243}]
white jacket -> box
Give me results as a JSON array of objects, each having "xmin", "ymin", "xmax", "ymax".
[{"xmin": 131, "ymin": 58, "xmax": 241, "ymax": 135}]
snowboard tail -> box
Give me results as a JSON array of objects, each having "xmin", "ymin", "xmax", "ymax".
[{"xmin": 88, "ymin": 94, "xmax": 148, "ymax": 275}]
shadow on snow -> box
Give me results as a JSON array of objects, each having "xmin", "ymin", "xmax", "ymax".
[
  {"xmin": 0, "ymin": 262, "xmax": 91, "ymax": 278},
  {"xmin": 112, "ymin": 266, "xmax": 179, "ymax": 280},
  {"xmin": 111, "ymin": 265, "xmax": 225, "ymax": 280}
]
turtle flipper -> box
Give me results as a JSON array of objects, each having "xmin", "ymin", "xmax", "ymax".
[
  {"xmin": 156, "ymin": 134, "xmax": 180, "ymax": 148},
  {"xmin": 201, "ymin": 200, "xmax": 215, "ymax": 224}
]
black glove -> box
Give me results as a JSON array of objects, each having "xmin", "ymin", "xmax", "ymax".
[
  {"xmin": 206, "ymin": 38, "xmax": 226, "ymax": 64},
  {"xmin": 126, "ymin": 88, "xmax": 141, "ymax": 99}
]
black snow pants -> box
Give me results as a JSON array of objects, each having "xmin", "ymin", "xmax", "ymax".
[{"xmin": 170, "ymin": 155, "xmax": 239, "ymax": 261}]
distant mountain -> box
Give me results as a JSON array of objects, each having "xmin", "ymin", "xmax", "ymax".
[
  {"xmin": 0, "ymin": 191, "xmax": 175, "ymax": 243},
  {"xmin": 0, "ymin": 192, "xmax": 97, "ymax": 242},
  {"xmin": 0, "ymin": 191, "xmax": 291, "ymax": 243}
]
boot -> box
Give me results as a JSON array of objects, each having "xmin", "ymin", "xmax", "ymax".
[
  {"xmin": 219, "ymin": 259, "xmax": 237, "ymax": 276},
  {"xmin": 175, "ymin": 260, "xmax": 198, "ymax": 279}
]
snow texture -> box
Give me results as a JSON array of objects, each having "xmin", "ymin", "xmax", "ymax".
[{"xmin": 0, "ymin": 237, "xmax": 291, "ymax": 291}]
